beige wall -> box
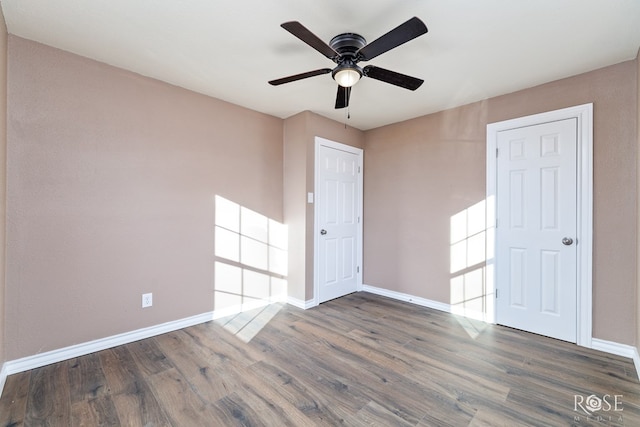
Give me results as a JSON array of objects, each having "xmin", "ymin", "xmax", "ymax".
[
  {"xmin": 0, "ymin": 8, "xmax": 7, "ymax": 366},
  {"xmin": 283, "ymin": 111, "xmax": 364, "ymax": 301},
  {"xmin": 364, "ymin": 60, "xmax": 638, "ymax": 345},
  {"xmin": 6, "ymin": 37, "xmax": 284, "ymax": 360}
]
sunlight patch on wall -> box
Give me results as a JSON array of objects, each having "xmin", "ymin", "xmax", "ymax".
[
  {"xmin": 213, "ymin": 195, "xmax": 288, "ymax": 341},
  {"xmin": 450, "ymin": 199, "xmax": 494, "ymax": 325}
]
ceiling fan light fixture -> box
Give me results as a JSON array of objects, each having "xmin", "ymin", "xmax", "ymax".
[{"xmin": 333, "ymin": 66, "xmax": 361, "ymax": 87}]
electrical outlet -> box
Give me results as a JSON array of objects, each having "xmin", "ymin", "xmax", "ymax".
[{"xmin": 142, "ymin": 293, "xmax": 153, "ymax": 308}]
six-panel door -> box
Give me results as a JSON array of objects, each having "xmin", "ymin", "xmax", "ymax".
[{"xmin": 496, "ymin": 118, "xmax": 578, "ymax": 342}]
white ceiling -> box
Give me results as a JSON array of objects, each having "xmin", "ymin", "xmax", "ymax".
[{"xmin": 2, "ymin": 0, "xmax": 640, "ymax": 130}]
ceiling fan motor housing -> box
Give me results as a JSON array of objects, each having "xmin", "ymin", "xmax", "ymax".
[{"xmin": 329, "ymin": 33, "xmax": 367, "ymax": 61}]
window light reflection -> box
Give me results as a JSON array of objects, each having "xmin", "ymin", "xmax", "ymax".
[
  {"xmin": 449, "ymin": 199, "xmax": 494, "ymax": 326},
  {"xmin": 213, "ymin": 195, "xmax": 288, "ymax": 341}
]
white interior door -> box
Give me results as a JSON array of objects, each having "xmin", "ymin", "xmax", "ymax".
[
  {"xmin": 496, "ymin": 118, "xmax": 578, "ymax": 342},
  {"xmin": 316, "ymin": 140, "xmax": 362, "ymax": 303}
]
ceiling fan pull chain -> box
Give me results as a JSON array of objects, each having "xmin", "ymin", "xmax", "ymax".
[{"xmin": 344, "ymin": 107, "xmax": 351, "ymax": 128}]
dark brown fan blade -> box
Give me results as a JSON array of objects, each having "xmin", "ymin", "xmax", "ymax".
[
  {"xmin": 335, "ymin": 85, "xmax": 351, "ymax": 109},
  {"xmin": 281, "ymin": 21, "xmax": 339, "ymax": 59},
  {"xmin": 357, "ymin": 17, "xmax": 427, "ymax": 61},
  {"xmin": 269, "ymin": 68, "xmax": 333, "ymax": 86},
  {"xmin": 363, "ymin": 65, "xmax": 423, "ymax": 90}
]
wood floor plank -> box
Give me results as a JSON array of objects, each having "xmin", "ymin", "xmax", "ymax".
[
  {"xmin": 211, "ymin": 373, "xmax": 315, "ymax": 427},
  {"xmin": 70, "ymin": 395, "xmax": 120, "ymax": 427},
  {"xmin": 25, "ymin": 362, "xmax": 71, "ymax": 426},
  {"xmin": 476, "ymin": 325, "xmax": 632, "ymax": 381},
  {"xmin": 125, "ymin": 338, "xmax": 173, "ymax": 377},
  {"xmin": 276, "ymin": 331, "xmax": 461, "ymax": 426},
  {"xmin": 291, "ymin": 318, "xmax": 414, "ymax": 376},
  {"xmin": 109, "ymin": 379, "xmax": 171, "ymax": 427},
  {"xmin": 145, "ymin": 367, "xmax": 219, "ymax": 425},
  {"xmin": 0, "ymin": 372, "xmax": 30, "ymax": 427},
  {"xmin": 234, "ymin": 366, "xmax": 315, "ymax": 426},
  {"xmin": 519, "ymin": 355, "xmax": 640, "ymax": 398},
  {"xmin": 267, "ymin": 337, "xmax": 373, "ymax": 420},
  {"xmin": 410, "ymin": 363, "xmax": 510, "ymax": 409},
  {"xmin": 506, "ymin": 385, "xmax": 623, "ymax": 427},
  {"xmin": 98, "ymin": 346, "xmax": 145, "ymax": 395},
  {"xmin": 248, "ymin": 359, "xmax": 357, "ymax": 426},
  {"xmin": 68, "ymin": 353, "xmax": 109, "ymax": 403},
  {"xmin": 154, "ymin": 329, "xmax": 243, "ymax": 403},
  {"xmin": 291, "ymin": 303, "xmax": 360, "ymax": 335},
  {"xmin": 468, "ymin": 407, "xmax": 541, "ymax": 427},
  {"xmin": 210, "ymin": 392, "xmax": 269, "ymax": 426},
  {"xmin": 349, "ymin": 400, "xmax": 415, "ymax": 427},
  {"xmin": 98, "ymin": 343, "xmax": 174, "ymax": 425}
]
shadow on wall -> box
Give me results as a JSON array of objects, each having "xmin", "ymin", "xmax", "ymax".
[
  {"xmin": 450, "ymin": 198, "xmax": 495, "ymax": 324},
  {"xmin": 213, "ymin": 195, "xmax": 288, "ymax": 341}
]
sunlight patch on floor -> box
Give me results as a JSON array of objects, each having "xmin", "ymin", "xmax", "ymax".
[{"xmin": 214, "ymin": 303, "xmax": 283, "ymax": 343}]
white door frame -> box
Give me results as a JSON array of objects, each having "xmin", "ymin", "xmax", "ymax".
[
  {"xmin": 313, "ymin": 137, "xmax": 364, "ymax": 306},
  {"xmin": 486, "ymin": 103, "xmax": 593, "ymax": 347}
]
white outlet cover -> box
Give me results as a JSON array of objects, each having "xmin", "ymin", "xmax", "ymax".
[{"xmin": 142, "ymin": 293, "xmax": 153, "ymax": 308}]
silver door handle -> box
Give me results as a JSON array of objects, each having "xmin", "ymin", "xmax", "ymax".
[
  {"xmin": 320, "ymin": 229, "xmax": 327, "ymax": 235},
  {"xmin": 562, "ymin": 237, "xmax": 574, "ymax": 246}
]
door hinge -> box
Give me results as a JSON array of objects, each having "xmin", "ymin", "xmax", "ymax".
[
  {"xmin": 357, "ymin": 266, "xmax": 360, "ymax": 273},
  {"xmin": 496, "ymin": 148, "xmax": 499, "ymax": 157},
  {"xmin": 358, "ymin": 166, "xmax": 361, "ymax": 173},
  {"xmin": 495, "ymin": 289, "xmax": 499, "ymax": 299}
]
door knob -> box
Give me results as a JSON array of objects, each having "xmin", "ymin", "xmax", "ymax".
[
  {"xmin": 320, "ymin": 229, "xmax": 327, "ymax": 235},
  {"xmin": 562, "ymin": 237, "xmax": 574, "ymax": 246}
]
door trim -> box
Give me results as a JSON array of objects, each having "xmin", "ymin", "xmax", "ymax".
[
  {"xmin": 486, "ymin": 103, "xmax": 593, "ymax": 347},
  {"xmin": 313, "ymin": 137, "xmax": 364, "ymax": 306}
]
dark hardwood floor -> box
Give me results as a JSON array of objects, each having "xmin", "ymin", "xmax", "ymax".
[{"xmin": 1, "ymin": 292, "xmax": 638, "ymax": 426}]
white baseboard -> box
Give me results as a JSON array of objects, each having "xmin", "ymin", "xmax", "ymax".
[
  {"xmin": 286, "ymin": 296, "xmax": 315, "ymax": 310},
  {"xmin": 0, "ymin": 362, "xmax": 7, "ymax": 399},
  {"xmin": 592, "ymin": 338, "xmax": 640, "ymax": 380},
  {"xmin": 3, "ymin": 311, "xmax": 215, "ymax": 379},
  {"xmin": 361, "ymin": 284, "xmax": 452, "ymax": 313},
  {"xmin": 591, "ymin": 338, "xmax": 636, "ymax": 358}
]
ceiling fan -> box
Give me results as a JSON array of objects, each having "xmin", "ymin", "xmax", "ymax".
[{"xmin": 269, "ymin": 17, "xmax": 428, "ymax": 109}]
